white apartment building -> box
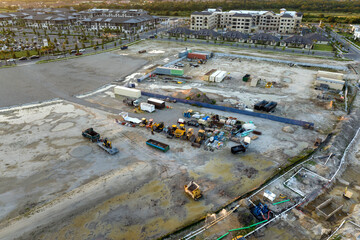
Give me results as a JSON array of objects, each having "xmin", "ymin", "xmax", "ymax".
[{"xmin": 191, "ymin": 8, "xmax": 303, "ymax": 33}]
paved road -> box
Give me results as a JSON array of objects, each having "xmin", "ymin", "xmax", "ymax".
[
  {"xmin": 153, "ymin": 38, "xmax": 337, "ymax": 59},
  {"xmin": 0, "ymin": 53, "xmax": 147, "ymax": 109}
]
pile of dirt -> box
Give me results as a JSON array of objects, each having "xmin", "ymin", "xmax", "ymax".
[{"xmin": 171, "ymin": 88, "xmax": 214, "ymax": 104}]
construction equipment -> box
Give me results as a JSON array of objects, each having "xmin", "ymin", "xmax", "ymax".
[
  {"xmin": 152, "ymin": 122, "xmax": 164, "ymax": 133},
  {"xmin": 96, "ymin": 138, "xmax": 119, "ymax": 155},
  {"xmin": 174, "ymin": 124, "xmax": 186, "ymax": 138},
  {"xmin": 167, "ymin": 125, "xmax": 178, "ymax": 139},
  {"xmin": 186, "ymin": 128, "xmax": 194, "ymax": 140},
  {"xmin": 123, "ymin": 98, "xmax": 139, "ymax": 107},
  {"xmin": 146, "ymin": 119, "xmax": 154, "ymax": 129},
  {"xmin": 82, "ymin": 128, "xmax": 100, "ymax": 142},
  {"xmin": 250, "ymin": 201, "xmax": 273, "ymax": 221},
  {"xmin": 139, "ymin": 118, "xmax": 147, "ymax": 127},
  {"xmin": 184, "ymin": 181, "xmax": 202, "ymax": 200},
  {"xmin": 146, "ymin": 139, "xmax": 170, "ymax": 152},
  {"xmin": 183, "ymin": 109, "xmax": 192, "ymax": 118},
  {"xmin": 231, "ymin": 136, "xmax": 251, "ymax": 154},
  {"xmin": 265, "ymin": 82, "xmax": 272, "ymax": 88},
  {"xmin": 191, "ymin": 129, "xmax": 205, "ymax": 148},
  {"xmin": 198, "ymin": 59, "xmax": 207, "ymax": 64}
]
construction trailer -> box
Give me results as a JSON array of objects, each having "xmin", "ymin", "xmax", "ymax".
[
  {"xmin": 114, "ymin": 86, "xmax": 141, "ymax": 98},
  {"xmin": 315, "ymin": 77, "xmax": 345, "ymax": 91},
  {"xmin": 140, "ymin": 102, "xmax": 155, "ymax": 113},
  {"xmin": 317, "ymin": 70, "xmax": 344, "ymax": 80},
  {"xmin": 147, "ymin": 98, "xmax": 166, "ymax": 109},
  {"xmin": 154, "ymin": 67, "xmax": 184, "ymax": 76}
]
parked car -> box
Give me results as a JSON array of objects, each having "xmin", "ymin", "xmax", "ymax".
[
  {"xmin": 70, "ymin": 50, "xmax": 76, "ymax": 54},
  {"xmin": 175, "ymin": 63, "xmax": 184, "ymax": 67},
  {"xmin": 19, "ymin": 56, "xmax": 27, "ymax": 60},
  {"xmin": 254, "ymin": 100, "xmax": 268, "ymax": 111},
  {"xmin": 75, "ymin": 52, "xmax": 83, "ymax": 56},
  {"xmin": 7, "ymin": 59, "xmax": 15, "ymax": 63},
  {"xmin": 79, "ymin": 49, "xmax": 85, "ymax": 53},
  {"xmin": 187, "ymin": 120, "xmax": 199, "ymax": 127},
  {"xmin": 263, "ymin": 101, "xmax": 277, "ymax": 112},
  {"xmin": 29, "ymin": 55, "xmax": 40, "ymax": 59}
]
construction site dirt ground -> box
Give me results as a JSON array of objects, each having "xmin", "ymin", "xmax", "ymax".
[
  {"xmin": 0, "ymin": 39, "xmax": 356, "ymax": 240},
  {"xmin": 113, "ymin": 40, "xmax": 354, "ymax": 133},
  {"xmin": 0, "ymin": 96, "xmax": 321, "ymax": 240}
]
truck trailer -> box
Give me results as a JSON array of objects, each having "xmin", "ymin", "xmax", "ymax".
[
  {"xmin": 147, "ymin": 98, "xmax": 166, "ymax": 109},
  {"xmin": 114, "ymin": 86, "xmax": 141, "ymax": 98}
]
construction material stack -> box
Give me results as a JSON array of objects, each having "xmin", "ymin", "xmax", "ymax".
[{"xmin": 154, "ymin": 67, "xmax": 184, "ymax": 76}]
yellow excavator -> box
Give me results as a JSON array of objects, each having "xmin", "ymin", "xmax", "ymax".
[
  {"xmin": 152, "ymin": 122, "xmax": 164, "ymax": 132},
  {"xmin": 186, "ymin": 128, "xmax": 194, "ymax": 140},
  {"xmin": 191, "ymin": 129, "xmax": 206, "ymax": 148},
  {"xmin": 184, "ymin": 181, "xmax": 202, "ymax": 200}
]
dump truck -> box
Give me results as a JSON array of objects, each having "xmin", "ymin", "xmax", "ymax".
[
  {"xmin": 191, "ymin": 129, "xmax": 205, "ymax": 147},
  {"xmin": 82, "ymin": 128, "xmax": 100, "ymax": 142},
  {"xmin": 97, "ymin": 138, "xmax": 119, "ymax": 155},
  {"xmin": 146, "ymin": 139, "xmax": 170, "ymax": 152},
  {"xmin": 174, "ymin": 124, "xmax": 186, "ymax": 138},
  {"xmin": 184, "ymin": 181, "xmax": 202, "ymax": 200}
]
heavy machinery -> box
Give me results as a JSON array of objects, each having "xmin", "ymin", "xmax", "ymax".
[
  {"xmin": 146, "ymin": 119, "xmax": 154, "ymax": 129},
  {"xmin": 82, "ymin": 128, "xmax": 118, "ymax": 155},
  {"xmin": 152, "ymin": 122, "xmax": 164, "ymax": 133},
  {"xmin": 186, "ymin": 128, "xmax": 194, "ymax": 140},
  {"xmin": 174, "ymin": 124, "xmax": 186, "ymax": 138},
  {"xmin": 167, "ymin": 125, "xmax": 178, "ymax": 139},
  {"xmin": 191, "ymin": 129, "xmax": 205, "ymax": 148},
  {"xmin": 139, "ymin": 118, "xmax": 147, "ymax": 127},
  {"xmin": 184, "ymin": 181, "xmax": 202, "ymax": 200},
  {"xmin": 183, "ymin": 109, "xmax": 193, "ymax": 118},
  {"xmin": 123, "ymin": 98, "xmax": 139, "ymax": 107}
]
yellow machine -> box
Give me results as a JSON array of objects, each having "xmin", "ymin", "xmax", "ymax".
[
  {"xmin": 174, "ymin": 124, "xmax": 186, "ymax": 138},
  {"xmin": 184, "ymin": 181, "xmax": 202, "ymax": 200},
  {"xmin": 152, "ymin": 122, "xmax": 164, "ymax": 132},
  {"xmin": 139, "ymin": 118, "xmax": 147, "ymax": 127},
  {"xmin": 103, "ymin": 138, "xmax": 112, "ymax": 149},
  {"xmin": 265, "ymin": 82, "xmax": 272, "ymax": 88},
  {"xmin": 191, "ymin": 129, "xmax": 205, "ymax": 147},
  {"xmin": 186, "ymin": 128, "xmax": 194, "ymax": 140}
]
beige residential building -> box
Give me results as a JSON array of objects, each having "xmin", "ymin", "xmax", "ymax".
[{"xmin": 190, "ymin": 8, "xmax": 302, "ymax": 33}]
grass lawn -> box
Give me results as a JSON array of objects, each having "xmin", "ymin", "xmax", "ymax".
[
  {"xmin": 0, "ymin": 50, "xmax": 38, "ymax": 60},
  {"xmin": 313, "ymin": 44, "xmax": 334, "ymax": 51}
]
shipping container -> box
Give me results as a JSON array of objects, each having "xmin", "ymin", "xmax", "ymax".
[
  {"xmin": 155, "ymin": 67, "xmax": 183, "ymax": 76},
  {"xmin": 140, "ymin": 102, "xmax": 155, "ymax": 113},
  {"xmin": 170, "ymin": 69, "xmax": 184, "ymax": 76},
  {"xmin": 215, "ymin": 71, "xmax": 227, "ymax": 82},
  {"xmin": 202, "ymin": 69, "xmax": 217, "ymax": 81},
  {"xmin": 114, "ymin": 86, "xmax": 141, "ymax": 98},
  {"xmin": 209, "ymin": 70, "xmax": 222, "ymax": 82},
  {"xmin": 317, "ymin": 71, "xmax": 344, "ymax": 80},
  {"xmin": 148, "ymin": 98, "xmax": 166, "ymax": 109},
  {"xmin": 187, "ymin": 53, "xmax": 207, "ymax": 60}
]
